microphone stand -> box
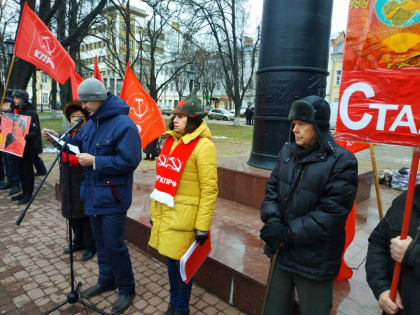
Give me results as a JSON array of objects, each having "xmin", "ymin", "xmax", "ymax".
[{"xmin": 15, "ymin": 127, "xmax": 109, "ymax": 315}]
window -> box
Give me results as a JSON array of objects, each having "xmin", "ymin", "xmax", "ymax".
[
  {"xmin": 129, "ymin": 40, "xmax": 133, "ymax": 48},
  {"xmin": 216, "ymin": 82, "xmax": 220, "ymax": 90},
  {"xmin": 41, "ymin": 73, "xmax": 48, "ymax": 83},
  {"xmin": 41, "ymin": 93, "xmax": 48, "ymax": 104},
  {"xmin": 335, "ymin": 69, "xmax": 342, "ymax": 86},
  {"xmin": 120, "ymin": 22, "xmax": 125, "ymax": 29}
]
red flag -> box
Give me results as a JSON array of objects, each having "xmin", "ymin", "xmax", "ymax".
[
  {"xmin": 14, "ymin": 3, "xmax": 75, "ymax": 84},
  {"xmin": 335, "ymin": 1, "xmax": 420, "ymax": 147},
  {"xmin": 335, "ymin": 140, "xmax": 370, "ymax": 154},
  {"xmin": 120, "ymin": 62, "xmax": 165, "ymax": 149},
  {"xmin": 70, "ymin": 70, "xmax": 83, "ymax": 101},
  {"xmin": 94, "ymin": 56, "xmax": 103, "ymax": 82},
  {"xmin": 336, "ymin": 201, "xmax": 356, "ymax": 281}
]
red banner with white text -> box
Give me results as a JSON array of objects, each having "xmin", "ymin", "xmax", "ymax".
[
  {"xmin": 335, "ymin": 0, "xmax": 420, "ymax": 146},
  {"xmin": 14, "ymin": 2, "xmax": 75, "ymax": 84}
]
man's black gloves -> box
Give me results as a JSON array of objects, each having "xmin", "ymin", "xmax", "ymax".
[
  {"xmin": 260, "ymin": 221, "xmax": 289, "ymax": 244},
  {"xmin": 195, "ymin": 229, "xmax": 208, "ymax": 245}
]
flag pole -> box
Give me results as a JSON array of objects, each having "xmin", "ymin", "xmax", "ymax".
[
  {"xmin": 390, "ymin": 146, "xmax": 420, "ymax": 301},
  {"xmin": 369, "ymin": 144, "xmax": 383, "ymax": 220},
  {"xmin": 0, "ymin": 55, "xmax": 16, "ymax": 113}
]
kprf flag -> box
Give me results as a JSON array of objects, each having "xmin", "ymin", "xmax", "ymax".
[
  {"xmin": 120, "ymin": 62, "xmax": 165, "ymax": 148},
  {"xmin": 70, "ymin": 70, "xmax": 83, "ymax": 101},
  {"xmin": 94, "ymin": 56, "xmax": 103, "ymax": 82},
  {"xmin": 14, "ymin": 2, "xmax": 75, "ymax": 84},
  {"xmin": 335, "ymin": 0, "xmax": 420, "ymax": 147},
  {"xmin": 335, "ymin": 140, "xmax": 370, "ymax": 155}
]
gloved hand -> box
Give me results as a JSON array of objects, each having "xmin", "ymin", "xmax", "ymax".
[
  {"xmin": 195, "ymin": 229, "xmax": 208, "ymax": 245},
  {"xmin": 264, "ymin": 242, "xmax": 280, "ymax": 259},
  {"xmin": 260, "ymin": 221, "xmax": 288, "ymax": 243}
]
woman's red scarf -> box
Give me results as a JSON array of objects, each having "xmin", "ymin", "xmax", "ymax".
[{"xmin": 150, "ymin": 136, "xmax": 200, "ymax": 207}]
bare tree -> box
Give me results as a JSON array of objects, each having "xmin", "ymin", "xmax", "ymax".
[{"xmin": 184, "ymin": 0, "xmax": 260, "ymax": 125}]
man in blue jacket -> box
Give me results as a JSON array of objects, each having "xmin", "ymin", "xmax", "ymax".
[{"xmin": 46, "ymin": 78, "xmax": 141, "ymax": 314}]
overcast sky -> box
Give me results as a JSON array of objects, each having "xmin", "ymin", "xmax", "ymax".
[{"xmin": 248, "ymin": 0, "xmax": 351, "ymax": 34}]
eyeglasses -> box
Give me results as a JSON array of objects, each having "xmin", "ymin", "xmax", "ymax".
[{"xmin": 70, "ymin": 115, "xmax": 85, "ymax": 119}]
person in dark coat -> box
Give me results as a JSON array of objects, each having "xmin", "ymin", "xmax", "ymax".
[
  {"xmin": 58, "ymin": 101, "xmax": 95, "ymax": 261},
  {"xmin": 43, "ymin": 78, "xmax": 141, "ymax": 314},
  {"xmin": 10, "ymin": 89, "xmax": 42, "ymax": 205},
  {"xmin": 259, "ymin": 96, "xmax": 358, "ymax": 315},
  {"xmin": 143, "ymin": 137, "xmax": 159, "ymax": 160},
  {"xmin": 245, "ymin": 105, "xmax": 252, "ymax": 125},
  {"xmin": 366, "ymin": 185, "xmax": 420, "ymax": 315}
]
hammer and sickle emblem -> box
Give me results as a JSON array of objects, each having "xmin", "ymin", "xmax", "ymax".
[
  {"xmin": 131, "ymin": 98, "xmax": 148, "ymax": 121},
  {"xmin": 40, "ymin": 36, "xmax": 56, "ymax": 56}
]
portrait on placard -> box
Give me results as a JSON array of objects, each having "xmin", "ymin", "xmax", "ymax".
[{"xmin": 0, "ymin": 113, "xmax": 32, "ymax": 157}]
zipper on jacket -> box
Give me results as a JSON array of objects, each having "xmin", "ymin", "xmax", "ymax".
[
  {"xmin": 296, "ymin": 170, "xmax": 305, "ymax": 192},
  {"xmin": 414, "ymin": 220, "xmax": 420, "ymax": 242}
]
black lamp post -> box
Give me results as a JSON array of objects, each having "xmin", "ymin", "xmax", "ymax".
[{"xmin": 4, "ymin": 37, "xmax": 15, "ymax": 89}]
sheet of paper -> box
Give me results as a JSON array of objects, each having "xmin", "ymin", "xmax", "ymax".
[{"xmin": 48, "ymin": 132, "xmax": 80, "ymax": 155}]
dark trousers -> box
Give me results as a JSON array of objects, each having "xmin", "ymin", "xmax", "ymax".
[
  {"xmin": 264, "ymin": 267, "xmax": 333, "ymax": 315},
  {"xmin": 70, "ymin": 217, "xmax": 95, "ymax": 252},
  {"xmin": 19, "ymin": 149, "xmax": 35, "ymax": 197},
  {"xmin": 90, "ymin": 213, "xmax": 135, "ymax": 295},
  {"xmin": 4, "ymin": 152, "xmax": 19, "ymax": 182},
  {"xmin": 167, "ymin": 258, "xmax": 193, "ymax": 312},
  {"xmin": 33, "ymin": 154, "xmax": 47, "ymax": 175}
]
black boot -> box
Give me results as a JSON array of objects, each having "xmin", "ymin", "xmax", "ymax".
[
  {"xmin": 111, "ymin": 292, "xmax": 135, "ymax": 314},
  {"xmin": 11, "ymin": 193, "xmax": 25, "ymax": 201},
  {"xmin": 144, "ymin": 154, "xmax": 150, "ymax": 160},
  {"xmin": 164, "ymin": 304, "xmax": 176, "ymax": 315},
  {"xmin": 174, "ymin": 310, "xmax": 190, "ymax": 315},
  {"xmin": 18, "ymin": 195, "xmax": 32, "ymax": 205},
  {"xmin": 0, "ymin": 181, "xmax": 11, "ymax": 190},
  {"xmin": 9, "ymin": 182, "xmax": 21, "ymax": 195},
  {"xmin": 81, "ymin": 283, "xmax": 115, "ymax": 299}
]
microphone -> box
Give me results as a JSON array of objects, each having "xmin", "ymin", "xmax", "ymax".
[{"xmin": 59, "ymin": 118, "xmax": 84, "ymax": 140}]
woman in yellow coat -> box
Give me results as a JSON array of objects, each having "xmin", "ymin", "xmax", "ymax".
[{"xmin": 149, "ymin": 93, "xmax": 218, "ymax": 315}]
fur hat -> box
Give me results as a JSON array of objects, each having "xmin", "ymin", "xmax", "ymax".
[
  {"xmin": 63, "ymin": 101, "xmax": 89, "ymax": 122},
  {"xmin": 77, "ymin": 78, "xmax": 107, "ymax": 102},
  {"xmin": 172, "ymin": 93, "xmax": 207, "ymax": 118},
  {"xmin": 288, "ymin": 95, "xmax": 335, "ymax": 150},
  {"xmin": 12, "ymin": 89, "xmax": 29, "ymax": 102}
]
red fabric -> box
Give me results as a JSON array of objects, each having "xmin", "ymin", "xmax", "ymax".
[
  {"xmin": 335, "ymin": 1, "xmax": 420, "ymax": 147},
  {"xmin": 120, "ymin": 62, "xmax": 165, "ymax": 149},
  {"xmin": 13, "ymin": 109, "xmax": 21, "ymax": 115},
  {"xmin": 61, "ymin": 151, "xmax": 80, "ymax": 167},
  {"xmin": 14, "ymin": 3, "xmax": 75, "ymax": 84},
  {"xmin": 152, "ymin": 136, "xmax": 199, "ymax": 205},
  {"xmin": 70, "ymin": 70, "xmax": 83, "ymax": 101},
  {"xmin": 336, "ymin": 201, "xmax": 356, "ymax": 281},
  {"xmin": 94, "ymin": 56, "xmax": 103, "ymax": 82},
  {"xmin": 335, "ymin": 140, "xmax": 370, "ymax": 154}
]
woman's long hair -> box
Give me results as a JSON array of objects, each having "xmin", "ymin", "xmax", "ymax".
[{"xmin": 169, "ymin": 115, "xmax": 203, "ymax": 134}]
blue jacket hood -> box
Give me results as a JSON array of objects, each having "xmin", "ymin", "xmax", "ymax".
[{"xmin": 91, "ymin": 93, "xmax": 129, "ymax": 122}]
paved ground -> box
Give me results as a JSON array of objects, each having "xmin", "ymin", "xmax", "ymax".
[{"xmin": 0, "ymin": 154, "xmax": 245, "ymax": 314}]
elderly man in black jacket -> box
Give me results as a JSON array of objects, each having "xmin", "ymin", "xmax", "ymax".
[
  {"xmin": 260, "ymin": 96, "xmax": 358, "ymax": 315},
  {"xmin": 366, "ymin": 185, "xmax": 420, "ymax": 315}
]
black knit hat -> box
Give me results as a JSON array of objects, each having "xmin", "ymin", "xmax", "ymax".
[
  {"xmin": 172, "ymin": 93, "xmax": 207, "ymax": 118},
  {"xmin": 288, "ymin": 95, "xmax": 335, "ymax": 150},
  {"xmin": 63, "ymin": 101, "xmax": 89, "ymax": 122}
]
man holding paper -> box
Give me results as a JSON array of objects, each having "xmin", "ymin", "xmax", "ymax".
[
  {"xmin": 148, "ymin": 93, "xmax": 218, "ymax": 315},
  {"xmin": 43, "ymin": 78, "xmax": 141, "ymax": 314}
]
